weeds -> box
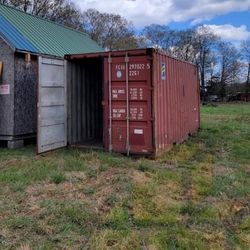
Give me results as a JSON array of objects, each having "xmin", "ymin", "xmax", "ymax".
[
  {"xmin": 50, "ymin": 172, "xmax": 66, "ymax": 184},
  {"xmin": 0, "ymin": 103, "xmax": 249, "ymax": 249}
]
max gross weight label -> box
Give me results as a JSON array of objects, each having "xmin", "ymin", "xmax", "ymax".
[
  {"xmin": 112, "ymin": 87, "xmax": 145, "ymax": 100},
  {"xmin": 112, "ymin": 107, "xmax": 145, "ymax": 120}
]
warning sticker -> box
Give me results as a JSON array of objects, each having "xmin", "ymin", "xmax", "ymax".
[
  {"xmin": 161, "ymin": 63, "xmax": 166, "ymax": 80},
  {"xmin": 0, "ymin": 84, "xmax": 10, "ymax": 95}
]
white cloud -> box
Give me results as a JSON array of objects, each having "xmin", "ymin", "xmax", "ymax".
[
  {"xmin": 73, "ymin": 0, "xmax": 250, "ymax": 27},
  {"xmin": 204, "ymin": 24, "xmax": 250, "ymax": 41}
]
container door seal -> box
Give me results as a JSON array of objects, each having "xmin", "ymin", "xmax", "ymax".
[{"xmin": 37, "ymin": 56, "xmax": 67, "ymax": 154}]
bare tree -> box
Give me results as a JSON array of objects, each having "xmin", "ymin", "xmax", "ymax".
[
  {"xmin": 141, "ymin": 25, "xmax": 220, "ymax": 93},
  {"xmin": 171, "ymin": 29, "xmax": 196, "ymax": 62},
  {"xmin": 191, "ymin": 26, "xmax": 220, "ymax": 94},
  {"xmin": 217, "ymin": 42, "xmax": 241, "ymax": 98},
  {"xmin": 2, "ymin": 0, "xmax": 82, "ymax": 29},
  {"xmin": 141, "ymin": 24, "xmax": 171, "ymax": 49},
  {"xmin": 44, "ymin": 0, "xmax": 82, "ymax": 29},
  {"xmin": 82, "ymin": 9, "xmax": 138, "ymax": 50},
  {"xmin": 241, "ymin": 40, "xmax": 250, "ymax": 92}
]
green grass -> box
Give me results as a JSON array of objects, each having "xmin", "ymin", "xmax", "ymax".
[
  {"xmin": 50, "ymin": 172, "xmax": 66, "ymax": 184},
  {"xmin": 0, "ymin": 103, "xmax": 249, "ymax": 249}
]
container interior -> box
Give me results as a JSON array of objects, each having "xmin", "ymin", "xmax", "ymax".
[{"xmin": 67, "ymin": 58, "xmax": 103, "ymax": 148}]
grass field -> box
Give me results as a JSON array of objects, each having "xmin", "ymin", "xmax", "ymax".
[{"xmin": 0, "ymin": 103, "xmax": 249, "ymax": 250}]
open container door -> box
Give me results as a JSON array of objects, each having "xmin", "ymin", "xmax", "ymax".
[{"xmin": 37, "ymin": 56, "xmax": 67, "ymax": 154}]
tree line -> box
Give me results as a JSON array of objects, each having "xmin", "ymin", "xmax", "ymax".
[{"xmin": 1, "ymin": 0, "xmax": 249, "ymax": 99}]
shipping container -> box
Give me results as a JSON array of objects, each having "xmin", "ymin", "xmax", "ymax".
[{"xmin": 37, "ymin": 48, "xmax": 200, "ymax": 156}]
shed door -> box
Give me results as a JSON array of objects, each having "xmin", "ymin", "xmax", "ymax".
[{"xmin": 37, "ymin": 56, "xmax": 67, "ymax": 154}]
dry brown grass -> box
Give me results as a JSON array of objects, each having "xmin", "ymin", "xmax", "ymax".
[{"xmin": 0, "ymin": 103, "xmax": 249, "ymax": 249}]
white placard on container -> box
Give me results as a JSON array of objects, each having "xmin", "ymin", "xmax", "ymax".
[
  {"xmin": 134, "ymin": 129, "xmax": 143, "ymax": 135},
  {"xmin": 0, "ymin": 84, "xmax": 10, "ymax": 95}
]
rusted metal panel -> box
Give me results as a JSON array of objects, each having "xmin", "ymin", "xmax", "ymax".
[
  {"xmin": 153, "ymin": 52, "xmax": 200, "ymax": 155},
  {"xmin": 65, "ymin": 48, "xmax": 200, "ymax": 156}
]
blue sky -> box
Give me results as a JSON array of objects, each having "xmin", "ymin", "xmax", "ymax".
[
  {"xmin": 169, "ymin": 10, "xmax": 250, "ymax": 30},
  {"xmin": 74, "ymin": 0, "xmax": 250, "ymax": 42}
]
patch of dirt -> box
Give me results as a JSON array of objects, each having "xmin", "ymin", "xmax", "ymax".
[
  {"xmin": 88, "ymin": 168, "xmax": 131, "ymax": 214},
  {"xmin": 208, "ymin": 198, "xmax": 250, "ymax": 233},
  {"xmin": 64, "ymin": 171, "xmax": 86, "ymax": 180},
  {"xmin": 131, "ymin": 170, "xmax": 153, "ymax": 185},
  {"xmin": 181, "ymin": 183, "xmax": 197, "ymax": 201},
  {"xmin": 0, "ymin": 229, "xmax": 8, "ymax": 243},
  {"xmin": 212, "ymin": 201, "xmax": 232, "ymax": 221},
  {"xmin": 93, "ymin": 186, "xmax": 115, "ymax": 214},
  {"xmin": 26, "ymin": 182, "xmax": 85, "ymax": 199},
  {"xmin": 230, "ymin": 200, "xmax": 250, "ymax": 220},
  {"xmin": 244, "ymin": 164, "xmax": 250, "ymax": 173},
  {"xmin": 25, "ymin": 182, "xmax": 87, "ymax": 217},
  {"xmin": 25, "ymin": 167, "xmax": 131, "ymax": 217},
  {"xmin": 147, "ymin": 244, "xmax": 158, "ymax": 250},
  {"xmin": 132, "ymin": 203, "xmax": 147, "ymax": 219},
  {"xmin": 165, "ymin": 181, "xmax": 181, "ymax": 195},
  {"xmin": 153, "ymin": 194, "xmax": 181, "ymax": 212},
  {"xmin": 202, "ymin": 230, "xmax": 226, "ymax": 249}
]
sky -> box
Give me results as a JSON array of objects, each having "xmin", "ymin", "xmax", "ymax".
[{"xmin": 73, "ymin": 0, "xmax": 250, "ymax": 43}]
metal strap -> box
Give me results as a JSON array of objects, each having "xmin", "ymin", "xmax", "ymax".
[
  {"xmin": 108, "ymin": 54, "xmax": 112, "ymax": 152},
  {"xmin": 125, "ymin": 53, "xmax": 130, "ymax": 156}
]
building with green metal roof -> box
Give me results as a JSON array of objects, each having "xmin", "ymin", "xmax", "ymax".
[
  {"xmin": 0, "ymin": 4, "xmax": 103, "ymax": 148},
  {"xmin": 0, "ymin": 3, "xmax": 103, "ymax": 57}
]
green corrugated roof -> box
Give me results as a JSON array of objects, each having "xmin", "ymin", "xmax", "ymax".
[{"xmin": 0, "ymin": 4, "xmax": 103, "ymax": 57}]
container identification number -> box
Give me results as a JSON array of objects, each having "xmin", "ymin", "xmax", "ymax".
[
  {"xmin": 129, "ymin": 63, "xmax": 150, "ymax": 77},
  {"xmin": 115, "ymin": 63, "xmax": 150, "ymax": 78}
]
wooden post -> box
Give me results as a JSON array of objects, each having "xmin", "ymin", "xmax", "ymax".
[{"xmin": 0, "ymin": 61, "xmax": 3, "ymax": 84}]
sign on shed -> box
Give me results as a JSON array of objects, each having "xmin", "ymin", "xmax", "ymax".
[{"xmin": 0, "ymin": 84, "xmax": 10, "ymax": 95}]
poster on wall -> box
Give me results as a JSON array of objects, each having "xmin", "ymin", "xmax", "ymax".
[{"xmin": 0, "ymin": 84, "xmax": 10, "ymax": 95}]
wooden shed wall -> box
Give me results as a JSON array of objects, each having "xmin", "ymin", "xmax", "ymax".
[
  {"xmin": 14, "ymin": 52, "xmax": 38, "ymax": 136},
  {"xmin": 0, "ymin": 37, "xmax": 15, "ymax": 137},
  {"xmin": 0, "ymin": 36, "xmax": 38, "ymax": 139}
]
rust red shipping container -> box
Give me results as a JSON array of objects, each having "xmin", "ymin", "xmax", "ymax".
[{"xmin": 66, "ymin": 48, "xmax": 200, "ymax": 157}]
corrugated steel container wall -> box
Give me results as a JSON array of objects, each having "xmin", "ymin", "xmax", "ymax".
[
  {"xmin": 67, "ymin": 59, "xmax": 103, "ymax": 145},
  {"xmin": 153, "ymin": 52, "xmax": 200, "ymax": 155},
  {"xmin": 65, "ymin": 49, "xmax": 200, "ymax": 156}
]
